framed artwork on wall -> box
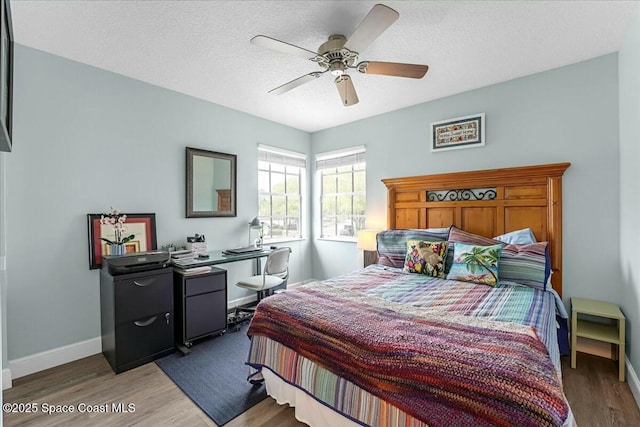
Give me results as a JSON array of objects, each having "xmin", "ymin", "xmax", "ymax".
[
  {"xmin": 431, "ymin": 113, "xmax": 485, "ymax": 152},
  {"xmin": 87, "ymin": 213, "xmax": 157, "ymax": 269},
  {"xmin": 0, "ymin": 0, "xmax": 13, "ymax": 152}
]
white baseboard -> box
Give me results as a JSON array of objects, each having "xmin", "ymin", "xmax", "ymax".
[
  {"xmin": 227, "ymin": 294, "xmax": 257, "ymax": 310},
  {"xmin": 2, "ymin": 368, "xmax": 11, "ymax": 390},
  {"xmin": 627, "ymin": 358, "xmax": 640, "ymax": 409},
  {"xmin": 7, "ymin": 337, "xmax": 101, "ymax": 383},
  {"xmin": 5, "ymin": 279, "xmax": 321, "ymax": 387}
]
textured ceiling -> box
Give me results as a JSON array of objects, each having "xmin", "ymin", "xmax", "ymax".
[{"xmin": 10, "ymin": 0, "xmax": 639, "ymax": 132}]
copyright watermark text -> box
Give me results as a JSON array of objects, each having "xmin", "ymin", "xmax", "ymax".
[{"xmin": 3, "ymin": 402, "xmax": 136, "ymax": 414}]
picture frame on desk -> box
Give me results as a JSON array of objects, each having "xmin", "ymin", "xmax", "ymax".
[
  {"xmin": 87, "ymin": 213, "xmax": 157, "ymax": 269},
  {"xmin": 0, "ymin": 0, "xmax": 14, "ymax": 153}
]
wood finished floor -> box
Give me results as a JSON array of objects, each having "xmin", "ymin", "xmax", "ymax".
[{"xmin": 3, "ymin": 352, "xmax": 639, "ymax": 426}]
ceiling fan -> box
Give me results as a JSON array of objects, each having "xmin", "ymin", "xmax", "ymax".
[{"xmin": 251, "ymin": 3, "xmax": 429, "ymax": 107}]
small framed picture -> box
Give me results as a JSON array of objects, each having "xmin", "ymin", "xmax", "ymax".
[{"xmin": 431, "ymin": 113, "xmax": 485, "ymax": 152}]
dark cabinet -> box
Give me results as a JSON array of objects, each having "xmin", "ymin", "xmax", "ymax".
[
  {"xmin": 100, "ymin": 267, "xmax": 174, "ymax": 373},
  {"xmin": 174, "ymin": 267, "xmax": 227, "ymax": 354}
]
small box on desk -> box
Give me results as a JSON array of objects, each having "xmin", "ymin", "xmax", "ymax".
[{"xmin": 186, "ymin": 242, "xmax": 207, "ymax": 253}]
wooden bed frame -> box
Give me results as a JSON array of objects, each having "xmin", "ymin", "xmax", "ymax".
[{"xmin": 382, "ymin": 162, "xmax": 570, "ymax": 297}]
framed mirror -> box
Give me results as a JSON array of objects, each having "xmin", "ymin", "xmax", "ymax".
[{"xmin": 186, "ymin": 147, "xmax": 237, "ymax": 217}]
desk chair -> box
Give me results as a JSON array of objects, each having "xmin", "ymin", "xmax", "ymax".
[{"xmin": 232, "ymin": 247, "xmax": 291, "ymax": 328}]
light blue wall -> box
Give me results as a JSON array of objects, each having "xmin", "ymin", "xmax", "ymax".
[
  {"xmin": 6, "ymin": 45, "xmax": 312, "ymax": 360},
  {"xmin": 619, "ymin": 6, "xmax": 640, "ymax": 376},
  {"xmin": 311, "ymin": 54, "xmax": 621, "ymax": 313},
  {"xmin": 3, "ymin": 42, "xmax": 629, "ymax": 372}
]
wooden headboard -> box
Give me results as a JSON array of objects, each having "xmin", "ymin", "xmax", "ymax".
[{"xmin": 382, "ymin": 163, "xmax": 571, "ymax": 297}]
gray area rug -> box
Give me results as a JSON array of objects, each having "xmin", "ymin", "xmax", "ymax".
[{"xmin": 156, "ymin": 327, "xmax": 267, "ymax": 426}]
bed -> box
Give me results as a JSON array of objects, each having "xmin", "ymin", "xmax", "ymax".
[{"xmin": 246, "ymin": 163, "xmax": 574, "ymax": 427}]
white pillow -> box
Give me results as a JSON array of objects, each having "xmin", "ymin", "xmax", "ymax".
[{"xmin": 494, "ymin": 228, "xmax": 537, "ymax": 245}]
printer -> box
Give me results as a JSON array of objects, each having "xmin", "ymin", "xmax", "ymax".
[{"xmin": 102, "ymin": 251, "xmax": 171, "ymax": 275}]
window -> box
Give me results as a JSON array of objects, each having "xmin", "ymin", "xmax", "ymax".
[
  {"xmin": 317, "ymin": 146, "xmax": 366, "ymax": 240},
  {"xmin": 258, "ymin": 145, "xmax": 306, "ymax": 241}
]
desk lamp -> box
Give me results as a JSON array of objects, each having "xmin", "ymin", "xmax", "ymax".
[{"xmin": 249, "ymin": 217, "xmax": 263, "ymax": 247}]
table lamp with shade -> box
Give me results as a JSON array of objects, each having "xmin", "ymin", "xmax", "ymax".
[{"xmin": 357, "ymin": 229, "xmax": 379, "ymax": 267}]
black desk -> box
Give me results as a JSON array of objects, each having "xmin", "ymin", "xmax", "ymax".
[{"xmin": 171, "ymin": 249, "xmax": 271, "ymax": 274}]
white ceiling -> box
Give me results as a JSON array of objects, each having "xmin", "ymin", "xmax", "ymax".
[{"xmin": 9, "ymin": 0, "xmax": 639, "ymax": 132}]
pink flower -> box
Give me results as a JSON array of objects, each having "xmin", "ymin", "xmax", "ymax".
[{"xmin": 98, "ymin": 207, "xmax": 133, "ymax": 246}]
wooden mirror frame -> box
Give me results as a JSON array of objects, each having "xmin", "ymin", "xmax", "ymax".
[{"xmin": 186, "ymin": 147, "xmax": 237, "ymax": 218}]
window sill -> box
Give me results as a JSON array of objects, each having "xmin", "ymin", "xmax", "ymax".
[
  {"xmin": 264, "ymin": 237, "xmax": 305, "ymax": 245},
  {"xmin": 316, "ymin": 237, "xmax": 357, "ymax": 244}
]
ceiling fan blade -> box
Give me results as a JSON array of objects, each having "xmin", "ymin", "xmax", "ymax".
[
  {"xmin": 335, "ymin": 75, "xmax": 359, "ymax": 106},
  {"xmin": 357, "ymin": 61, "xmax": 429, "ymax": 79},
  {"xmin": 344, "ymin": 4, "xmax": 399, "ymax": 54},
  {"xmin": 251, "ymin": 35, "xmax": 318, "ymax": 61},
  {"xmin": 268, "ymin": 72, "xmax": 323, "ymax": 95}
]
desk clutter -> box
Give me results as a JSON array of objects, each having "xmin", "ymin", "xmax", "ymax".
[
  {"xmin": 187, "ymin": 242, "xmax": 208, "ymax": 254},
  {"xmin": 171, "ymin": 249, "xmax": 194, "ymax": 259},
  {"xmin": 186, "ymin": 233, "xmax": 208, "ymax": 254},
  {"xmin": 181, "ymin": 266, "xmax": 213, "ymax": 275},
  {"xmin": 224, "ymin": 246, "xmax": 264, "ymax": 255},
  {"xmin": 100, "ymin": 241, "xmax": 274, "ymax": 369}
]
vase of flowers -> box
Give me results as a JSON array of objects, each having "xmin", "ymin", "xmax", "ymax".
[{"xmin": 100, "ymin": 208, "xmax": 135, "ymax": 256}]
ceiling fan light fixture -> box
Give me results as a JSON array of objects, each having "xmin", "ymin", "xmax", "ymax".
[
  {"xmin": 329, "ymin": 61, "xmax": 347, "ymax": 76},
  {"xmin": 251, "ymin": 3, "xmax": 428, "ymax": 106}
]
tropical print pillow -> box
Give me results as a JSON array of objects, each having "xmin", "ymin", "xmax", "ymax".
[
  {"xmin": 446, "ymin": 242, "xmax": 503, "ymax": 286},
  {"xmin": 403, "ymin": 240, "xmax": 448, "ymax": 278}
]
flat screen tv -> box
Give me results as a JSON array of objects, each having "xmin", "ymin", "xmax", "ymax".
[{"xmin": 0, "ymin": 0, "xmax": 13, "ymax": 152}]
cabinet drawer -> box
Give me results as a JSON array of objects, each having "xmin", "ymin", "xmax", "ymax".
[
  {"xmin": 115, "ymin": 311, "xmax": 174, "ymax": 368},
  {"xmin": 185, "ymin": 272, "xmax": 226, "ymax": 297},
  {"xmin": 115, "ymin": 270, "xmax": 173, "ymax": 322},
  {"xmin": 185, "ymin": 291, "xmax": 227, "ymax": 339}
]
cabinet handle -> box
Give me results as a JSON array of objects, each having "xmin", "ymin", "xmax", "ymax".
[
  {"xmin": 133, "ymin": 278, "xmax": 156, "ymax": 287},
  {"xmin": 134, "ymin": 316, "xmax": 157, "ymax": 327},
  {"xmin": 165, "ymin": 313, "xmax": 170, "ymax": 324}
]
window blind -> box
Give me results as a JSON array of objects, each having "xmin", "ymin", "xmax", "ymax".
[
  {"xmin": 258, "ymin": 144, "xmax": 306, "ymax": 168},
  {"xmin": 315, "ymin": 146, "xmax": 366, "ymax": 170}
]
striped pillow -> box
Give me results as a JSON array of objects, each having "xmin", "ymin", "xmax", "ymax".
[
  {"xmin": 377, "ymin": 228, "xmax": 451, "ymax": 268},
  {"xmin": 500, "ymin": 242, "xmax": 550, "ymax": 291},
  {"xmin": 447, "ymin": 226, "xmax": 550, "ymax": 290}
]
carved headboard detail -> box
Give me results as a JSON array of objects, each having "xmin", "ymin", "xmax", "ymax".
[{"xmin": 382, "ymin": 163, "xmax": 570, "ymax": 297}]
